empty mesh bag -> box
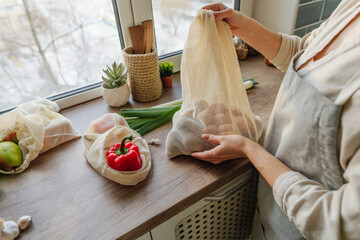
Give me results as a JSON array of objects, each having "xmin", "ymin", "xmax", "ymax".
[{"xmin": 165, "ymin": 9, "xmax": 263, "ymax": 159}]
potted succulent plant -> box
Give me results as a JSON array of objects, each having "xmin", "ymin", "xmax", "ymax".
[
  {"xmin": 101, "ymin": 61, "xmax": 130, "ymax": 107},
  {"xmin": 159, "ymin": 61, "xmax": 175, "ymax": 88}
]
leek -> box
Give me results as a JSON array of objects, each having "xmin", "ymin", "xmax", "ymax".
[
  {"xmin": 136, "ymin": 105, "xmax": 181, "ymax": 136},
  {"xmin": 126, "ymin": 118, "xmax": 153, "ymax": 129},
  {"xmin": 152, "ymin": 99, "xmax": 183, "ymax": 108},
  {"xmin": 122, "ymin": 101, "xmax": 182, "ymax": 135},
  {"xmin": 242, "ymin": 77, "xmax": 258, "ymax": 85},
  {"xmin": 243, "ymin": 80, "xmax": 254, "ymax": 90},
  {"xmin": 121, "ymin": 104, "xmax": 181, "ymax": 118}
]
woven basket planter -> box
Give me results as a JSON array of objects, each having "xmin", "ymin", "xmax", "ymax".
[{"xmin": 123, "ymin": 47, "xmax": 162, "ymax": 102}]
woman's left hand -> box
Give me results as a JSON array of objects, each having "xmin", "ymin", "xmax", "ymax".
[
  {"xmin": 191, "ymin": 133, "xmax": 251, "ymax": 164},
  {"xmin": 192, "ymin": 133, "xmax": 293, "ymax": 187}
]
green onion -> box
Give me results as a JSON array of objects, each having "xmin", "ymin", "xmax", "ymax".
[
  {"xmin": 136, "ymin": 105, "xmax": 181, "ymax": 136},
  {"xmin": 242, "ymin": 77, "xmax": 258, "ymax": 85},
  {"xmin": 152, "ymin": 99, "xmax": 183, "ymax": 108},
  {"xmin": 121, "ymin": 104, "xmax": 181, "ymax": 118},
  {"xmin": 122, "ymin": 100, "xmax": 183, "ymax": 135},
  {"xmin": 126, "ymin": 118, "xmax": 153, "ymax": 129}
]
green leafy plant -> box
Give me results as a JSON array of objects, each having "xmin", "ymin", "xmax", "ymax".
[
  {"xmin": 159, "ymin": 61, "xmax": 175, "ymax": 77},
  {"xmin": 102, "ymin": 61, "xmax": 127, "ymax": 89}
]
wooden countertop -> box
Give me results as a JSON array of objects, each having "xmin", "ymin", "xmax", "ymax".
[{"xmin": 0, "ymin": 55, "xmax": 285, "ymax": 240}]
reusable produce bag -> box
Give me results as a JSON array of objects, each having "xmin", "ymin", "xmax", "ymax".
[
  {"xmin": 83, "ymin": 113, "xmax": 151, "ymax": 185},
  {"xmin": 0, "ymin": 99, "xmax": 81, "ymax": 174},
  {"xmin": 83, "ymin": 113, "xmax": 129, "ymax": 158},
  {"xmin": 165, "ymin": 10, "xmax": 263, "ymax": 158}
]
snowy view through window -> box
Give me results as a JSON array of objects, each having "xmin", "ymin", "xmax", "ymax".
[
  {"xmin": 0, "ymin": 0, "xmax": 233, "ymax": 111},
  {"xmin": 153, "ymin": 0, "xmax": 233, "ymax": 55}
]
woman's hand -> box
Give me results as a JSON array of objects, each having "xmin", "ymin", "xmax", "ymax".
[
  {"xmin": 192, "ymin": 133, "xmax": 293, "ymax": 187},
  {"xmin": 202, "ymin": 3, "xmax": 246, "ymax": 36},
  {"xmin": 191, "ymin": 133, "xmax": 251, "ymax": 164},
  {"xmin": 202, "ymin": 3, "xmax": 282, "ymax": 60}
]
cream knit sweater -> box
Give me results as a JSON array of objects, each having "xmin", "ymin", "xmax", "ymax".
[{"xmin": 269, "ymin": 0, "xmax": 360, "ymax": 239}]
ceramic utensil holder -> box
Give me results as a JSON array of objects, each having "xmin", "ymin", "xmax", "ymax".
[{"xmin": 123, "ymin": 47, "xmax": 162, "ymax": 102}]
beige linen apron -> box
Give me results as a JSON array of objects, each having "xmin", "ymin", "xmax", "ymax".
[{"xmin": 252, "ymin": 50, "xmax": 348, "ymax": 240}]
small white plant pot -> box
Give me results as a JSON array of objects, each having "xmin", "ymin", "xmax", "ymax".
[{"xmin": 102, "ymin": 83, "xmax": 130, "ymax": 107}]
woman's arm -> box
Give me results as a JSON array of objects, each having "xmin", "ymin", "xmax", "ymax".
[
  {"xmin": 191, "ymin": 134, "xmax": 292, "ymax": 187},
  {"xmin": 191, "ymin": 132, "xmax": 360, "ymax": 239},
  {"xmin": 192, "ymin": 91, "xmax": 360, "ymax": 239},
  {"xmin": 202, "ymin": 3, "xmax": 282, "ymax": 60}
]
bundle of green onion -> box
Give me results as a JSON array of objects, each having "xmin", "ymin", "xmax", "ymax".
[{"xmin": 121, "ymin": 99, "xmax": 182, "ymax": 136}]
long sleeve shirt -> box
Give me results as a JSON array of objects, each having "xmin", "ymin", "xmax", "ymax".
[{"xmin": 269, "ymin": 0, "xmax": 360, "ymax": 239}]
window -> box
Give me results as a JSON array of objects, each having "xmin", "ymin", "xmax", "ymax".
[
  {"xmin": 1, "ymin": 0, "xmax": 241, "ymax": 112},
  {"xmin": 0, "ymin": 0, "xmax": 123, "ymax": 112},
  {"xmin": 122, "ymin": 0, "xmax": 240, "ymax": 72},
  {"xmin": 152, "ymin": 0, "xmax": 235, "ymax": 56}
]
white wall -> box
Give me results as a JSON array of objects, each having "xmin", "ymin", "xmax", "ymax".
[
  {"xmin": 240, "ymin": 0, "xmax": 253, "ymax": 17},
  {"xmin": 252, "ymin": 0, "xmax": 299, "ymax": 34}
]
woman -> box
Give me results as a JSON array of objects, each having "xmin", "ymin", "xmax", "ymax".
[{"xmin": 192, "ymin": 1, "xmax": 360, "ymax": 239}]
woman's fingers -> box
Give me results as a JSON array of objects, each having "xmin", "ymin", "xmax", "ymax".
[
  {"xmin": 191, "ymin": 150, "xmax": 228, "ymax": 164},
  {"xmin": 201, "ymin": 3, "xmax": 233, "ymax": 22},
  {"xmin": 213, "ymin": 8, "xmax": 233, "ymax": 21},
  {"xmin": 191, "ymin": 149, "xmax": 216, "ymax": 160},
  {"xmin": 201, "ymin": 134, "xmax": 223, "ymax": 145},
  {"xmin": 191, "ymin": 143, "xmax": 229, "ymax": 161},
  {"xmin": 201, "ymin": 3, "xmax": 227, "ymax": 11},
  {"xmin": 192, "ymin": 134, "xmax": 249, "ymax": 164}
]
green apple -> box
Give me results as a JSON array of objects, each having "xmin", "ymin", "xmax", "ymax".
[{"xmin": 0, "ymin": 141, "xmax": 23, "ymax": 171}]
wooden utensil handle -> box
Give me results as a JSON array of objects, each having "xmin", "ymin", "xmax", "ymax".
[
  {"xmin": 129, "ymin": 25, "xmax": 145, "ymax": 54},
  {"xmin": 142, "ymin": 20, "xmax": 154, "ymax": 54}
]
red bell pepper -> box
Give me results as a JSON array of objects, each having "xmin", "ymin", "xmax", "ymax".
[{"xmin": 106, "ymin": 135, "xmax": 142, "ymax": 171}]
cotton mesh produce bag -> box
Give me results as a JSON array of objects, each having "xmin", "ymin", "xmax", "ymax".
[
  {"xmin": 165, "ymin": 10, "xmax": 263, "ymax": 159},
  {"xmin": 0, "ymin": 99, "xmax": 81, "ymax": 174},
  {"xmin": 83, "ymin": 113, "xmax": 151, "ymax": 185},
  {"xmin": 83, "ymin": 113, "xmax": 130, "ymax": 158}
]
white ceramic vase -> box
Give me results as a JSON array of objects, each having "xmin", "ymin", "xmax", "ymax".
[{"xmin": 102, "ymin": 83, "xmax": 130, "ymax": 107}]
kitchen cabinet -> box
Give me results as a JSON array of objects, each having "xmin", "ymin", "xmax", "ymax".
[
  {"xmin": 137, "ymin": 233, "xmax": 152, "ymax": 240},
  {"xmin": 151, "ymin": 169, "xmax": 257, "ymax": 240},
  {"xmin": 0, "ymin": 55, "xmax": 285, "ymax": 239}
]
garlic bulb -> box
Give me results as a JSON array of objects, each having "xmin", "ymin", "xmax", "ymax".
[
  {"xmin": 147, "ymin": 138, "xmax": 160, "ymax": 145},
  {"xmin": 17, "ymin": 216, "xmax": 32, "ymax": 231},
  {"xmin": 0, "ymin": 220, "xmax": 19, "ymax": 240}
]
